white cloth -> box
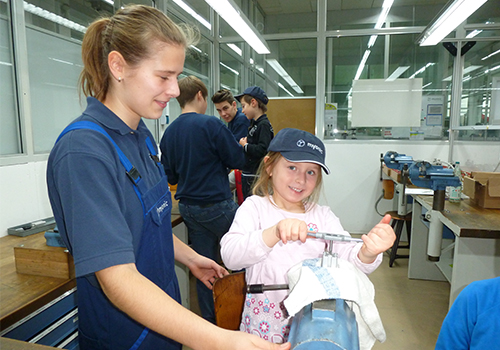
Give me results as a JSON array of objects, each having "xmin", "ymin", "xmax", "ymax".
[
  {"xmin": 284, "ymin": 258, "xmax": 386, "ymax": 350},
  {"xmin": 220, "ymin": 195, "xmax": 383, "ymax": 343}
]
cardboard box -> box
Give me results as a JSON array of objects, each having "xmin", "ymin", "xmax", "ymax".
[
  {"xmin": 463, "ymin": 172, "xmax": 500, "ymax": 209},
  {"xmin": 14, "ymin": 233, "xmax": 75, "ymax": 279}
]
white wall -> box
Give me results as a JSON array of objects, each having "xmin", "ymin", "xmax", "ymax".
[
  {"xmin": 1, "ymin": 140, "xmax": 499, "ymax": 237},
  {"xmin": 0, "ymin": 161, "xmax": 53, "ymax": 236}
]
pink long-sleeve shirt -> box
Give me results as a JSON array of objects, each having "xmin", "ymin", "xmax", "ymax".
[{"xmin": 220, "ymin": 195, "xmax": 382, "ymax": 343}]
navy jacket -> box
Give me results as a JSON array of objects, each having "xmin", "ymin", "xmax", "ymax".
[{"xmin": 228, "ymin": 108, "xmax": 250, "ymax": 141}]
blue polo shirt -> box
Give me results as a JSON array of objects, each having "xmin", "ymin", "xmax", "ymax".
[
  {"xmin": 47, "ymin": 97, "xmax": 161, "ymax": 278},
  {"xmin": 228, "ymin": 108, "xmax": 250, "ymax": 141},
  {"xmin": 160, "ymin": 112, "xmax": 245, "ymax": 205}
]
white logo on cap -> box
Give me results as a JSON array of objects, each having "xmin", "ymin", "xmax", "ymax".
[
  {"xmin": 297, "ymin": 139, "xmax": 305, "ymax": 147},
  {"xmin": 307, "ymin": 142, "xmax": 323, "ymax": 154}
]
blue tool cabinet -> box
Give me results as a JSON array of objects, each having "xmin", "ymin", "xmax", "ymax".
[{"xmin": 1, "ymin": 287, "xmax": 78, "ymax": 349}]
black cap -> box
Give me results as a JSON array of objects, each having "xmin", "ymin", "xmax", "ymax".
[{"xmin": 235, "ymin": 86, "xmax": 269, "ymax": 105}]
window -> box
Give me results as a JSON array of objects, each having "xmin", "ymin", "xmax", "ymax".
[
  {"xmin": 457, "ymin": 39, "xmax": 500, "ymax": 141},
  {"xmin": 325, "ymin": 33, "xmax": 453, "ymax": 140},
  {"xmin": 0, "ymin": 1, "xmax": 21, "ymax": 155}
]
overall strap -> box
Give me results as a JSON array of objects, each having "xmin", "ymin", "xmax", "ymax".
[{"xmin": 56, "ymin": 121, "xmax": 146, "ymax": 213}]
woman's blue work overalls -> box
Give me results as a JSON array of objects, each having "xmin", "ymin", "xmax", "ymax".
[{"xmin": 57, "ymin": 121, "xmax": 182, "ymax": 350}]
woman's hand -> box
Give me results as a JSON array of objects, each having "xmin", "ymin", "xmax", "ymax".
[
  {"xmin": 220, "ymin": 330, "xmax": 291, "ymax": 350},
  {"xmin": 262, "ymin": 218, "xmax": 308, "ymax": 247},
  {"xmin": 359, "ymin": 214, "xmax": 396, "ymax": 263},
  {"xmin": 187, "ymin": 255, "xmax": 229, "ymax": 289}
]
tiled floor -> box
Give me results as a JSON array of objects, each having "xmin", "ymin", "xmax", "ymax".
[{"xmin": 184, "ymin": 250, "xmax": 450, "ymax": 350}]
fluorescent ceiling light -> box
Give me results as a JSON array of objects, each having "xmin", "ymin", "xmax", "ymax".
[
  {"xmin": 485, "ymin": 64, "xmax": 500, "ymax": 73},
  {"xmin": 189, "ymin": 45, "xmax": 202, "ymax": 53},
  {"xmin": 409, "ymin": 62, "xmax": 435, "ymax": 79},
  {"xmin": 418, "ymin": 0, "xmax": 488, "ymax": 46},
  {"xmin": 442, "ymin": 65, "xmax": 481, "ymax": 81},
  {"xmin": 466, "ymin": 29, "xmax": 483, "ymax": 38},
  {"xmin": 354, "ymin": 50, "xmax": 371, "ymax": 81},
  {"xmin": 220, "ymin": 62, "xmax": 239, "ymax": 76},
  {"xmin": 367, "ymin": 35, "xmax": 378, "ymax": 48},
  {"xmin": 422, "ymin": 82, "xmax": 433, "ymax": 88},
  {"xmin": 24, "ymin": 2, "xmax": 86, "ymax": 33},
  {"xmin": 482, "ymin": 48, "xmax": 500, "ymax": 60},
  {"xmin": 277, "ymin": 82, "xmax": 294, "ymax": 97},
  {"xmin": 227, "ymin": 44, "xmax": 242, "ymax": 56},
  {"xmin": 205, "ymin": 0, "xmax": 270, "ymax": 54},
  {"xmin": 386, "ymin": 66, "xmax": 410, "ymax": 81},
  {"xmin": 375, "ymin": 0, "xmax": 394, "ymax": 29},
  {"xmin": 172, "ymin": 0, "xmax": 211, "ymax": 30},
  {"xmin": 103, "ymin": 0, "xmax": 114, "ymax": 5},
  {"xmin": 266, "ymin": 59, "xmax": 303, "ymax": 94},
  {"xmin": 353, "ymin": 0, "xmax": 393, "ymax": 82}
]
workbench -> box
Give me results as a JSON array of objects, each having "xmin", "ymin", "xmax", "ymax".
[
  {"xmin": 0, "ymin": 195, "xmax": 186, "ymax": 348},
  {"xmin": 409, "ymin": 195, "xmax": 500, "ymax": 309}
]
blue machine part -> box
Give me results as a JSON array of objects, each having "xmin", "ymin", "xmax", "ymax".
[
  {"xmin": 383, "ymin": 151, "xmax": 414, "ymax": 170},
  {"xmin": 288, "ymin": 299, "xmax": 359, "ymax": 350},
  {"xmin": 44, "ymin": 226, "xmax": 66, "ymax": 248},
  {"xmin": 408, "ymin": 161, "xmax": 460, "ymax": 191},
  {"xmin": 383, "ymin": 151, "xmax": 461, "ymax": 191}
]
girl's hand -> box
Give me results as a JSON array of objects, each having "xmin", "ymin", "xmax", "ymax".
[
  {"xmin": 262, "ymin": 218, "xmax": 308, "ymax": 247},
  {"xmin": 239, "ymin": 137, "xmax": 248, "ymax": 147},
  {"xmin": 187, "ymin": 255, "xmax": 229, "ymax": 289},
  {"xmin": 359, "ymin": 214, "xmax": 396, "ymax": 263}
]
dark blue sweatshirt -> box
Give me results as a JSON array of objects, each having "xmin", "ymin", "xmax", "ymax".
[{"xmin": 160, "ymin": 112, "xmax": 245, "ymax": 205}]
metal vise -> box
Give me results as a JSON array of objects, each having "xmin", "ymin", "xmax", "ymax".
[
  {"xmin": 382, "ymin": 151, "xmax": 461, "ymax": 261},
  {"xmin": 288, "ymin": 299, "xmax": 359, "ymax": 350}
]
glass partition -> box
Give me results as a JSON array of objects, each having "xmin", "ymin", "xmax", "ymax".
[
  {"xmin": 266, "ymin": 38, "xmax": 316, "ymax": 98},
  {"xmin": 1, "ymin": 1, "xmax": 21, "ymax": 155},
  {"xmin": 219, "ymin": 45, "xmax": 243, "ymax": 94},
  {"xmin": 325, "ymin": 33, "xmax": 453, "ymax": 140},
  {"xmin": 326, "ymin": 0, "xmax": 449, "ymax": 30},
  {"xmin": 457, "ymin": 39, "xmax": 500, "ymax": 141}
]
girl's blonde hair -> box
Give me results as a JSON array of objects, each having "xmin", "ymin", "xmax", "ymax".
[
  {"xmin": 252, "ymin": 151, "xmax": 323, "ymax": 210},
  {"xmin": 79, "ymin": 4, "xmax": 197, "ymax": 101}
]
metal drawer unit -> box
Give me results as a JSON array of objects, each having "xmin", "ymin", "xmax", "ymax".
[{"xmin": 1, "ymin": 287, "xmax": 78, "ymax": 349}]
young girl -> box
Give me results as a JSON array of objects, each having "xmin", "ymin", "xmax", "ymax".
[
  {"xmin": 220, "ymin": 128, "xmax": 395, "ymax": 343},
  {"xmin": 47, "ymin": 5, "xmax": 289, "ymax": 350}
]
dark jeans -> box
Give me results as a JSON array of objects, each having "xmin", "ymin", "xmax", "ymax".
[{"xmin": 178, "ymin": 198, "xmax": 239, "ymax": 324}]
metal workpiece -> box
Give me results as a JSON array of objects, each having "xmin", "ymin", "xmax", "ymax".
[{"xmin": 308, "ymin": 232, "xmax": 363, "ymax": 243}]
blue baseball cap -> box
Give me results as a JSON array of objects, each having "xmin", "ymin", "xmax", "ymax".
[
  {"xmin": 268, "ymin": 128, "xmax": 330, "ymax": 174},
  {"xmin": 235, "ymin": 86, "xmax": 269, "ymax": 105}
]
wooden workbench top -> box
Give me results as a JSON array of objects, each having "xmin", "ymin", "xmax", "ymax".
[{"xmin": 415, "ymin": 195, "xmax": 500, "ymax": 238}]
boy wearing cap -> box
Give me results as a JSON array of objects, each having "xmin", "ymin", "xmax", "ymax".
[
  {"xmin": 212, "ymin": 89, "xmax": 250, "ymax": 141},
  {"xmin": 235, "ymin": 86, "xmax": 274, "ymax": 199}
]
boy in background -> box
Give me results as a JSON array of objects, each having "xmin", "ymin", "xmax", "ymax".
[
  {"xmin": 160, "ymin": 76, "xmax": 245, "ymax": 324},
  {"xmin": 235, "ymin": 86, "xmax": 274, "ymax": 199},
  {"xmin": 212, "ymin": 89, "xmax": 250, "ymax": 141}
]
